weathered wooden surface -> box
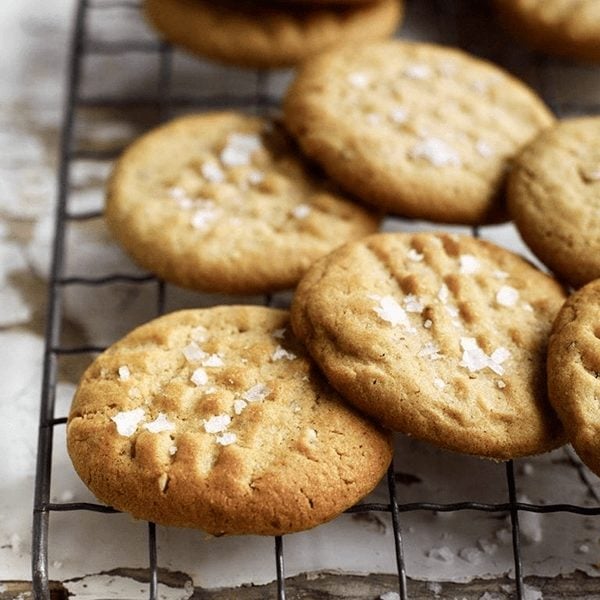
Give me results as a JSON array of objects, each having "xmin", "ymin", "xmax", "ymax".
[{"xmin": 6, "ymin": 571, "xmax": 600, "ymax": 599}]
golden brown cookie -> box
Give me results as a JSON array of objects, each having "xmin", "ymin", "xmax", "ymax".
[
  {"xmin": 495, "ymin": 0, "xmax": 600, "ymax": 63},
  {"xmin": 67, "ymin": 306, "xmax": 393, "ymax": 535},
  {"xmin": 106, "ymin": 112, "xmax": 380, "ymax": 294},
  {"xmin": 291, "ymin": 232, "xmax": 567, "ymax": 459},
  {"xmin": 284, "ymin": 40, "xmax": 555, "ymax": 225},
  {"xmin": 144, "ymin": 0, "xmax": 403, "ymax": 69},
  {"xmin": 508, "ymin": 117, "xmax": 600, "ymax": 289},
  {"xmin": 548, "ymin": 279, "xmax": 600, "ymax": 475}
]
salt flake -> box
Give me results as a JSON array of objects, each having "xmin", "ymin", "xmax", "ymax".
[
  {"xmin": 404, "ymin": 64, "xmax": 432, "ymax": 80},
  {"xmin": 220, "ymin": 133, "xmax": 262, "ymax": 167},
  {"xmin": 191, "ymin": 326, "xmax": 208, "ymax": 343},
  {"xmin": 459, "ymin": 337, "xmax": 510, "ymax": 376},
  {"xmin": 168, "ymin": 186, "xmax": 186, "ymax": 200},
  {"xmin": 233, "ymin": 399, "xmax": 248, "ymax": 415},
  {"xmin": 438, "ymin": 284, "xmax": 449, "ymax": 303},
  {"xmin": 347, "ymin": 72, "xmax": 370, "ymax": 88},
  {"xmin": 111, "ymin": 408, "xmax": 145, "ymax": 437},
  {"xmin": 496, "ymin": 285, "xmax": 519, "ymax": 307},
  {"xmin": 191, "ymin": 368, "xmax": 209, "ymax": 387},
  {"xmin": 408, "ymin": 138, "xmax": 461, "ymax": 167},
  {"xmin": 433, "ymin": 377, "xmax": 446, "ymax": 390},
  {"xmin": 203, "ymin": 414, "xmax": 231, "ymax": 433},
  {"xmin": 459, "ymin": 254, "xmax": 480, "ymax": 275},
  {"xmin": 191, "ymin": 204, "xmax": 221, "ymax": 231},
  {"xmin": 370, "ymin": 295, "xmax": 413, "ymax": 330},
  {"xmin": 118, "ymin": 366, "xmax": 130, "ymax": 381},
  {"xmin": 216, "ymin": 432, "xmax": 237, "ymax": 446},
  {"xmin": 144, "ymin": 413, "xmax": 175, "ymax": 433},
  {"xmin": 272, "ymin": 346, "xmax": 297, "ymax": 361},
  {"xmin": 389, "ymin": 107, "xmax": 408, "ymax": 124},
  {"xmin": 404, "ymin": 294, "xmax": 424, "ymax": 313},
  {"xmin": 292, "ymin": 204, "xmax": 311, "ymax": 219},
  {"xmin": 182, "ymin": 342, "xmax": 206, "ymax": 362},
  {"xmin": 243, "ymin": 383, "xmax": 270, "ymax": 402},
  {"xmin": 201, "ymin": 161, "xmax": 225, "ymax": 183},
  {"xmin": 202, "ymin": 354, "xmax": 224, "ymax": 368},
  {"xmin": 407, "ymin": 248, "xmax": 424, "ymax": 262}
]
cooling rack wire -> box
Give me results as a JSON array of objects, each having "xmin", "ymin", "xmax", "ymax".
[{"xmin": 31, "ymin": 0, "xmax": 600, "ymax": 598}]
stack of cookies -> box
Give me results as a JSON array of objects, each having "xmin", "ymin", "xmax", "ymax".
[
  {"xmin": 67, "ymin": 16, "xmax": 600, "ymax": 536},
  {"xmin": 144, "ymin": 0, "xmax": 404, "ymax": 68}
]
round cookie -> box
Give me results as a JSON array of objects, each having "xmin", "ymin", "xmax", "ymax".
[
  {"xmin": 291, "ymin": 232, "xmax": 567, "ymax": 459},
  {"xmin": 508, "ymin": 117, "xmax": 600, "ymax": 289},
  {"xmin": 495, "ymin": 0, "xmax": 600, "ymax": 63},
  {"xmin": 284, "ymin": 40, "xmax": 555, "ymax": 225},
  {"xmin": 67, "ymin": 306, "xmax": 393, "ymax": 535},
  {"xmin": 106, "ymin": 112, "xmax": 380, "ymax": 294},
  {"xmin": 548, "ymin": 280, "xmax": 600, "ymax": 475},
  {"xmin": 144, "ymin": 0, "xmax": 403, "ymax": 69}
]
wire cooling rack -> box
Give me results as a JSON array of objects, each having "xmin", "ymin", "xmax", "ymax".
[{"xmin": 31, "ymin": 0, "xmax": 600, "ymax": 598}]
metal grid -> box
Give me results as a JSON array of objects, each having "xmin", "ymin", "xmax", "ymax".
[{"xmin": 31, "ymin": 1, "xmax": 600, "ymax": 598}]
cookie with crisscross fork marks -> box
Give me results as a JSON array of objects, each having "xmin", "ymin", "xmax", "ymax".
[
  {"xmin": 67, "ymin": 306, "xmax": 392, "ymax": 535},
  {"xmin": 106, "ymin": 112, "xmax": 380, "ymax": 294},
  {"xmin": 548, "ymin": 280, "xmax": 600, "ymax": 476},
  {"xmin": 291, "ymin": 232, "xmax": 567, "ymax": 459}
]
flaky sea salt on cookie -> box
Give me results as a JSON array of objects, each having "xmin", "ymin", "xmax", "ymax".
[
  {"xmin": 548, "ymin": 279, "xmax": 600, "ymax": 476},
  {"xmin": 106, "ymin": 112, "xmax": 380, "ymax": 294},
  {"xmin": 291, "ymin": 232, "xmax": 567, "ymax": 459},
  {"xmin": 67, "ymin": 306, "xmax": 393, "ymax": 535},
  {"xmin": 284, "ymin": 40, "xmax": 554, "ymax": 225}
]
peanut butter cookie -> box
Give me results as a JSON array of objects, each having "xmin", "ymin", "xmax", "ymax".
[
  {"xmin": 284, "ymin": 40, "xmax": 554, "ymax": 224},
  {"xmin": 144, "ymin": 0, "xmax": 402, "ymax": 68},
  {"xmin": 67, "ymin": 306, "xmax": 393, "ymax": 534},
  {"xmin": 291, "ymin": 232, "xmax": 566, "ymax": 459},
  {"xmin": 508, "ymin": 117, "xmax": 600, "ymax": 289},
  {"xmin": 548, "ymin": 280, "xmax": 600, "ymax": 476},
  {"xmin": 106, "ymin": 112, "xmax": 380, "ymax": 294}
]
